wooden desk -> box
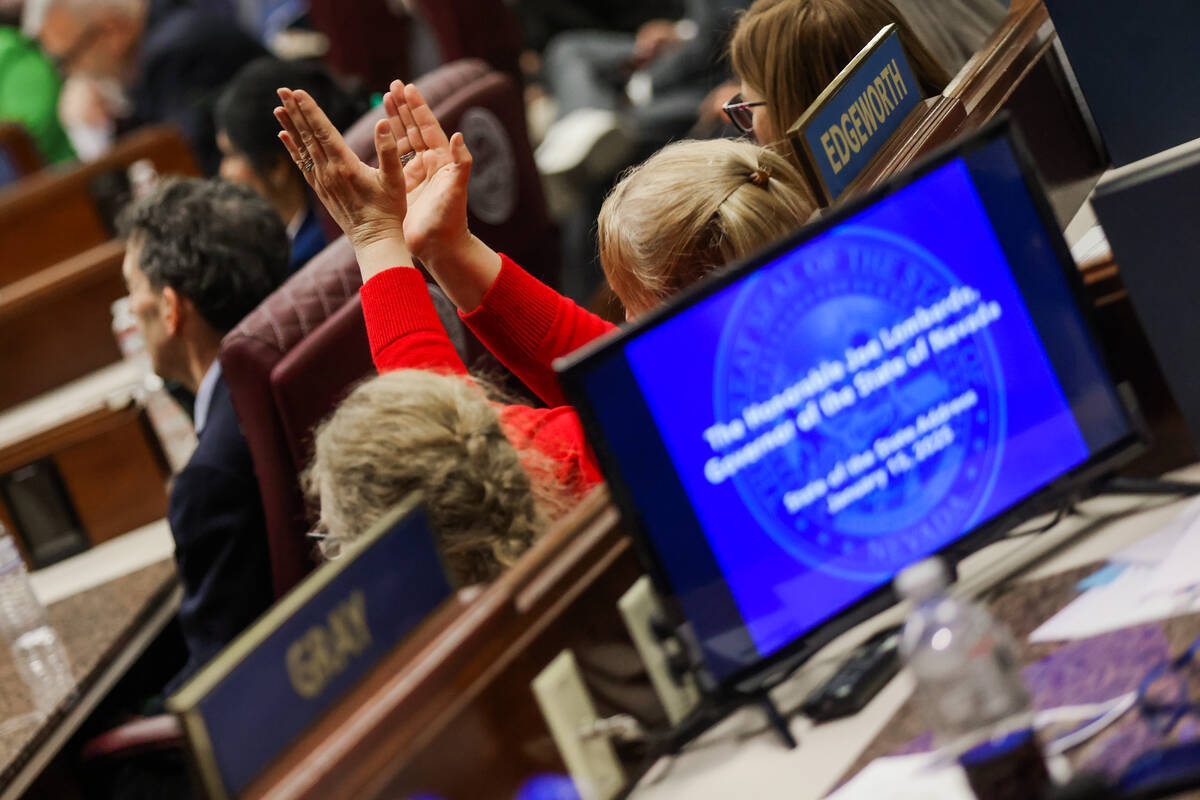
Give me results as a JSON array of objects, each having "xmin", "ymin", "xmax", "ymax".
[
  {"xmin": 628, "ymin": 465, "xmax": 1200, "ymax": 798},
  {"xmin": 0, "ymin": 557, "xmax": 180, "ymax": 800},
  {"xmin": 0, "ymin": 125, "xmax": 197, "ymax": 288},
  {"xmin": 0, "ymin": 240, "xmax": 128, "ymax": 412},
  {"xmin": 0, "ymin": 362, "xmax": 172, "ymax": 565},
  {"xmin": 0, "ymin": 125, "xmax": 41, "ymax": 188}
]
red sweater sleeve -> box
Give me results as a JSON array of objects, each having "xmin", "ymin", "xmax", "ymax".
[
  {"xmin": 360, "ymin": 266, "xmax": 470, "ymax": 375},
  {"xmin": 360, "ymin": 266, "xmax": 603, "ymax": 496},
  {"xmin": 460, "ymin": 254, "xmax": 617, "ymax": 407}
]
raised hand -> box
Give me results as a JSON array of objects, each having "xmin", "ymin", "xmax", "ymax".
[
  {"xmin": 382, "ymin": 80, "xmax": 502, "ymax": 311},
  {"xmin": 383, "ymin": 80, "xmax": 476, "ymax": 269},
  {"xmin": 274, "ymin": 87, "xmax": 411, "ymax": 277}
]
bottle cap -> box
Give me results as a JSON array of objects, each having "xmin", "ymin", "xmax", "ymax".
[{"xmin": 894, "ymin": 557, "xmax": 949, "ymax": 602}]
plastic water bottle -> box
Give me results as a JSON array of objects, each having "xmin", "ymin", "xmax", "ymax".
[
  {"xmin": 0, "ymin": 530, "xmax": 76, "ymax": 715},
  {"xmin": 896, "ymin": 558, "xmax": 1049, "ymax": 800}
]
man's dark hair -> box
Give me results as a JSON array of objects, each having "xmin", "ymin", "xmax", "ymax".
[
  {"xmin": 215, "ymin": 56, "xmax": 367, "ymax": 175},
  {"xmin": 119, "ymin": 177, "xmax": 290, "ymax": 333}
]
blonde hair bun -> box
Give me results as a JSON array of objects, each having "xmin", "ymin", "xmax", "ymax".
[{"xmin": 597, "ymin": 138, "xmax": 814, "ymax": 317}]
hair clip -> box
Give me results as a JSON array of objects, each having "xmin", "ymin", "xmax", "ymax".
[{"xmin": 750, "ymin": 166, "xmax": 771, "ymax": 187}]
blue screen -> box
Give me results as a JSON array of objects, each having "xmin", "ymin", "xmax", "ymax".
[{"xmin": 565, "ymin": 134, "xmax": 1131, "ymax": 680}]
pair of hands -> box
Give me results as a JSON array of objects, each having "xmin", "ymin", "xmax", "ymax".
[{"xmin": 274, "ymin": 80, "xmax": 498, "ymax": 304}]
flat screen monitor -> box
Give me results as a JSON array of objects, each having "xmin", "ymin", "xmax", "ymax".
[
  {"xmin": 1043, "ymin": 0, "xmax": 1200, "ymax": 166},
  {"xmin": 556, "ymin": 120, "xmax": 1140, "ymax": 689}
]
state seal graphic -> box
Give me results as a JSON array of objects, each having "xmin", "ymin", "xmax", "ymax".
[
  {"xmin": 713, "ymin": 225, "xmax": 1006, "ymax": 581},
  {"xmin": 460, "ymin": 107, "xmax": 517, "ymax": 226}
]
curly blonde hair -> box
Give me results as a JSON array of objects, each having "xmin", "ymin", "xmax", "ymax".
[
  {"xmin": 597, "ymin": 138, "xmax": 814, "ymax": 317},
  {"xmin": 304, "ymin": 370, "xmax": 563, "ymax": 585},
  {"xmin": 730, "ymin": 0, "xmax": 951, "ymax": 159}
]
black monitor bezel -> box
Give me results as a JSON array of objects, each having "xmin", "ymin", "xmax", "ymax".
[{"xmin": 556, "ymin": 116, "xmax": 1144, "ymax": 694}]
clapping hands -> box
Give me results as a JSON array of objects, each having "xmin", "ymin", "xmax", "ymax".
[{"xmin": 274, "ymin": 80, "xmax": 481, "ymax": 284}]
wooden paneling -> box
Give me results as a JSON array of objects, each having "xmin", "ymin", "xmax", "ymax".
[
  {"xmin": 0, "ymin": 125, "xmax": 198, "ymax": 288},
  {"xmin": 0, "ymin": 395, "xmax": 170, "ymax": 556},
  {"xmin": 0, "ymin": 241, "xmax": 127, "ymax": 412},
  {"xmin": 0, "ymin": 124, "xmax": 43, "ymax": 183},
  {"xmin": 55, "ymin": 411, "xmax": 168, "ymax": 546}
]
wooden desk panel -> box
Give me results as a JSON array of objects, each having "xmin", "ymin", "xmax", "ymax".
[
  {"xmin": 54, "ymin": 411, "xmax": 169, "ymax": 547},
  {"xmin": 0, "ymin": 126, "xmax": 198, "ymax": 288},
  {"xmin": 0, "ymin": 125, "xmax": 42, "ymax": 185},
  {"xmin": 0, "ymin": 390, "xmax": 170, "ymax": 559},
  {"xmin": 0, "ymin": 241, "xmax": 127, "ymax": 412}
]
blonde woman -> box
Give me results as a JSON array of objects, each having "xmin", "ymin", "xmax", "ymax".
[
  {"xmin": 306, "ymin": 370, "xmax": 567, "ymax": 582},
  {"xmin": 725, "ymin": 0, "xmax": 951, "ymax": 151},
  {"xmin": 273, "ymin": 81, "xmax": 813, "ymax": 499}
]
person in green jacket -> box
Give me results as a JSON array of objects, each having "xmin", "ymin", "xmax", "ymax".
[{"xmin": 0, "ymin": 25, "xmax": 74, "ymax": 164}]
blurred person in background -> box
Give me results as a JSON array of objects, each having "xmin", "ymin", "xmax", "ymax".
[
  {"xmin": 26, "ymin": 0, "xmax": 263, "ymax": 171},
  {"xmin": 0, "ymin": 18, "xmax": 73, "ymax": 163},
  {"xmin": 215, "ymin": 56, "xmax": 368, "ymax": 271},
  {"xmin": 534, "ymin": 0, "xmax": 752, "ymax": 302}
]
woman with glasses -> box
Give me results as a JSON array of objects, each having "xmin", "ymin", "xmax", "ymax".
[{"xmin": 724, "ymin": 0, "xmax": 950, "ymax": 153}]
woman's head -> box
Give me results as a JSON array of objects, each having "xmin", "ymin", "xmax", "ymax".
[
  {"xmin": 597, "ymin": 138, "xmax": 814, "ymax": 318},
  {"xmin": 730, "ymin": 0, "xmax": 950, "ymax": 147},
  {"xmin": 215, "ymin": 57, "xmax": 365, "ymax": 221},
  {"xmin": 305, "ymin": 370, "xmax": 550, "ymax": 585}
]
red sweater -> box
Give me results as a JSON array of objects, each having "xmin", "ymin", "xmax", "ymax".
[
  {"xmin": 460, "ymin": 254, "xmax": 617, "ymax": 406},
  {"xmin": 359, "ymin": 262, "xmax": 610, "ymax": 494}
]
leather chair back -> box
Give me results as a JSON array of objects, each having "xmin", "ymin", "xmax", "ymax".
[{"xmin": 220, "ymin": 236, "xmax": 468, "ymax": 597}]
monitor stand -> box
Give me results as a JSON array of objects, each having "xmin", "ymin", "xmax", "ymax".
[{"xmin": 662, "ymin": 687, "xmax": 797, "ymax": 753}]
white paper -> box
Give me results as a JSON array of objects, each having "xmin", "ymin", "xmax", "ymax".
[
  {"xmin": 824, "ymin": 754, "xmax": 974, "ymax": 800},
  {"xmin": 1029, "ymin": 563, "xmax": 1200, "ymax": 643},
  {"xmin": 1143, "ymin": 507, "xmax": 1200, "ymax": 598},
  {"xmin": 1110, "ymin": 496, "xmax": 1200, "ymax": 566},
  {"xmin": 1069, "ymin": 224, "xmax": 1111, "ymax": 265}
]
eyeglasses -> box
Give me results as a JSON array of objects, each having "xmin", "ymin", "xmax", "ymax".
[
  {"xmin": 722, "ymin": 92, "xmax": 767, "ymax": 136},
  {"xmin": 306, "ymin": 522, "xmax": 344, "ymax": 561}
]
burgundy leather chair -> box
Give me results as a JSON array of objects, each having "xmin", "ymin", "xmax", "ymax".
[
  {"xmin": 415, "ymin": 0, "xmax": 524, "ymax": 87},
  {"xmin": 220, "ymin": 235, "xmax": 469, "ymax": 598},
  {"xmin": 307, "ymin": 0, "xmax": 523, "ymax": 91},
  {"xmin": 342, "ymin": 59, "xmax": 560, "ymax": 290},
  {"xmin": 306, "ymin": 0, "xmax": 414, "ymax": 91}
]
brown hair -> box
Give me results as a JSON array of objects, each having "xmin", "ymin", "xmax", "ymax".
[
  {"xmin": 304, "ymin": 370, "xmax": 567, "ymax": 585},
  {"xmin": 730, "ymin": 0, "xmax": 951, "ymax": 156},
  {"xmin": 597, "ymin": 138, "xmax": 814, "ymax": 317}
]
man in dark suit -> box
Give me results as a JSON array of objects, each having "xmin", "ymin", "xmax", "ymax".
[
  {"xmin": 120, "ymin": 177, "xmax": 288, "ymax": 691},
  {"xmin": 33, "ymin": 0, "xmax": 264, "ymax": 173}
]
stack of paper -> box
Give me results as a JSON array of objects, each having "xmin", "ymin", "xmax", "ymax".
[{"xmin": 1030, "ymin": 498, "xmax": 1200, "ymax": 643}]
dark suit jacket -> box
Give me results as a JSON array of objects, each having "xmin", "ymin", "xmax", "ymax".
[
  {"xmin": 289, "ymin": 205, "xmax": 328, "ymax": 274},
  {"xmin": 165, "ymin": 375, "xmax": 273, "ymax": 693},
  {"xmin": 122, "ymin": 0, "xmax": 265, "ymax": 175}
]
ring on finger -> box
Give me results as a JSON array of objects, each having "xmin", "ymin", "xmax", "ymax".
[
  {"xmin": 299, "ymin": 154, "xmax": 315, "ymax": 172},
  {"xmin": 400, "ymin": 150, "xmax": 417, "ymax": 166}
]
